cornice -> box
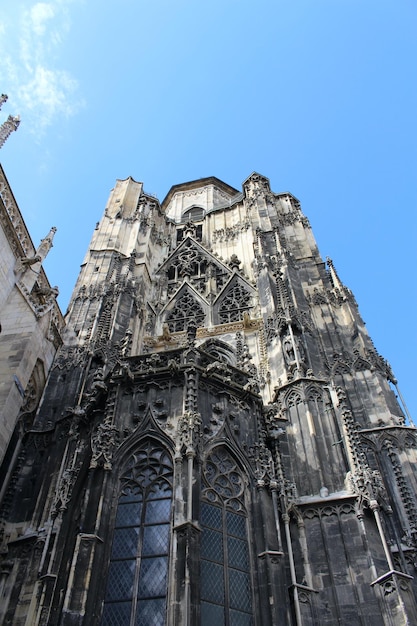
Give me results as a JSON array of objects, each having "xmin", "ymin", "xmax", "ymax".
[
  {"xmin": 161, "ymin": 176, "xmax": 239, "ymax": 210},
  {"xmin": 0, "ymin": 164, "xmax": 35, "ymax": 258},
  {"xmin": 0, "ymin": 164, "xmax": 65, "ymax": 327}
]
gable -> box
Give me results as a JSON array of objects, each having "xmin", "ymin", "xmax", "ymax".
[{"xmin": 158, "ymin": 236, "xmax": 232, "ymax": 298}]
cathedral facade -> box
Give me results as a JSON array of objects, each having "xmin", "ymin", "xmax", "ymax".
[{"xmin": 0, "ymin": 173, "xmax": 416, "ymax": 625}]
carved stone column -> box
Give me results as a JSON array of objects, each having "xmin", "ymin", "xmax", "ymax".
[{"xmin": 172, "ymin": 409, "xmax": 202, "ymax": 626}]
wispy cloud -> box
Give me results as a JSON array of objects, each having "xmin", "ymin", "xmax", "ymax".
[
  {"xmin": 30, "ymin": 3, "xmax": 56, "ymax": 37},
  {"xmin": 1, "ymin": 1, "xmax": 84, "ymax": 134}
]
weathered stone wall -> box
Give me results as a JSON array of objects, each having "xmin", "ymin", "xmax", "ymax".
[
  {"xmin": 0, "ymin": 166, "xmax": 64, "ymax": 467},
  {"xmin": 1, "ymin": 173, "xmax": 416, "ymax": 626}
]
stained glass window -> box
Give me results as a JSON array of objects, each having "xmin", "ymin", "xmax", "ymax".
[
  {"xmin": 200, "ymin": 448, "xmax": 253, "ymax": 626},
  {"xmin": 101, "ymin": 442, "xmax": 173, "ymax": 626}
]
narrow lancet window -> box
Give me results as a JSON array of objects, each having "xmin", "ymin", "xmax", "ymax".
[
  {"xmin": 101, "ymin": 441, "xmax": 173, "ymax": 626},
  {"xmin": 200, "ymin": 447, "xmax": 253, "ymax": 626}
]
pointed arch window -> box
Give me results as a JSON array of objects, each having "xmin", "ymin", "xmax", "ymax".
[
  {"xmin": 166, "ymin": 292, "xmax": 205, "ymax": 332},
  {"xmin": 218, "ymin": 284, "xmax": 252, "ymax": 324},
  {"xmin": 200, "ymin": 447, "xmax": 253, "ymax": 625},
  {"xmin": 101, "ymin": 441, "xmax": 173, "ymax": 626}
]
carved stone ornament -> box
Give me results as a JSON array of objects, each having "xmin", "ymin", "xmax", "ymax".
[
  {"xmin": 250, "ymin": 442, "xmax": 276, "ymax": 486},
  {"xmin": 0, "ymin": 113, "xmax": 20, "ymax": 149},
  {"xmin": 346, "ymin": 467, "xmax": 390, "ymax": 510},
  {"xmin": 176, "ymin": 411, "xmax": 202, "ymax": 453},
  {"xmin": 212, "ymin": 221, "xmax": 251, "ymax": 243},
  {"xmin": 51, "ymin": 467, "xmax": 78, "ymax": 516},
  {"xmin": 14, "ymin": 254, "xmax": 41, "ymax": 274},
  {"xmin": 90, "ymin": 422, "xmax": 119, "ymax": 470},
  {"xmin": 302, "ymin": 501, "xmax": 356, "ymax": 520},
  {"xmin": 16, "ymin": 279, "xmax": 59, "ymax": 318},
  {"xmin": 202, "ymin": 402, "xmax": 225, "ymax": 440},
  {"xmin": 52, "ymin": 346, "xmax": 88, "ymax": 370},
  {"xmin": 82, "ymin": 367, "xmax": 108, "ymax": 411}
]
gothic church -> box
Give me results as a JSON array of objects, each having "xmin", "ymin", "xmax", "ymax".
[{"xmin": 1, "ymin": 173, "xmax": 416, "ymax": 625}]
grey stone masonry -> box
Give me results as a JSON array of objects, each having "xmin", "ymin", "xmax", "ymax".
[
  {"xmin": 0, "ymin": 165, "xmax": 64, "ymax": 466},
  {"xmin": 0, "ymin": 173, "xmax": 415, "ymax": 626}
]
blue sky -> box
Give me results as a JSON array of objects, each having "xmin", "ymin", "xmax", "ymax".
[{"xmin": 1, "ymin": 0, "xmax": 416, "ymax": 419}]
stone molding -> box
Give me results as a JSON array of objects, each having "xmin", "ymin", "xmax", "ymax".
[{"xmin": 0, "ymin": 165, "xmax": 33, "ymax": 257}]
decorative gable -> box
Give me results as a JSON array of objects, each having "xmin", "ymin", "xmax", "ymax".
[
  {"xmin": 162, "ymin": 283, "xmax": 207, "ymax": 333},
  {"xmin": 158, "ymin": 236, "xmax": 231, "ymax": 298},
  {"xmin": 214, "ymin": 274, "xmax": 256, "ymax": 325}
]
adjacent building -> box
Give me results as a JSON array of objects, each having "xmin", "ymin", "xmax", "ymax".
[
  {"xmin": 0, "ymin": 173, "xmax": 416, "ymax": 625},
  {"xmin": 0, "ymin": 164, "xmax": 64, "ymax": 469}
]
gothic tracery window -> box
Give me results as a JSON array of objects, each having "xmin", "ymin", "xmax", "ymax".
[
  {"xmin": 168, "ymin": 247, "xmax": 204, "ymax": 282},
  {"xmin": 101, "ymin": 441, "xmax": 173, "ymax": 626},
  {"xmin": 165, "ymin": 239, "xmax": 230, "ymax": 298},
  {"xmin": 167, "ymin": 244, "xmax": 208, "ymax": 295},
  {"xmin": 200, "ymin": 447, "xmax": 253, "ymax": 626},
  {"xmin": 166, "ymin": 291, "xmax": 205, "ymax": 332},
  {"xmin": 218, "ymin": 283, "xmax": 252, "ymax": 324}
]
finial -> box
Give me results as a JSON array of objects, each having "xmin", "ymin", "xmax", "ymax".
[
  {"xmin": 0, "ymin": 94, "xmax": 20, "ymax": 148},
  {"xmin": 0, "ymin": 114, "xmax": 21, "ymax": 149},
  {"xmin": 326, "ymin": 256, "xmax": 343, "ymax": 291},
  {"xmin": 36, "ymin": 227, "xmax": 57, "ymax": 259}
]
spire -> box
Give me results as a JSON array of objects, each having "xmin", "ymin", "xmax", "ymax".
[
  {"xmin": 15, "ymin": 227, "xmax": 58, "ymax": 294},
  {"xmin": 37, "ymin": 226, "xmax": 57, "ymax": 260}
]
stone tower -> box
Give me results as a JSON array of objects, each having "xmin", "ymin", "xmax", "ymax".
[{"xmin": 1, "ymin": 173, "xmax": 416, "ymax": 625}]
